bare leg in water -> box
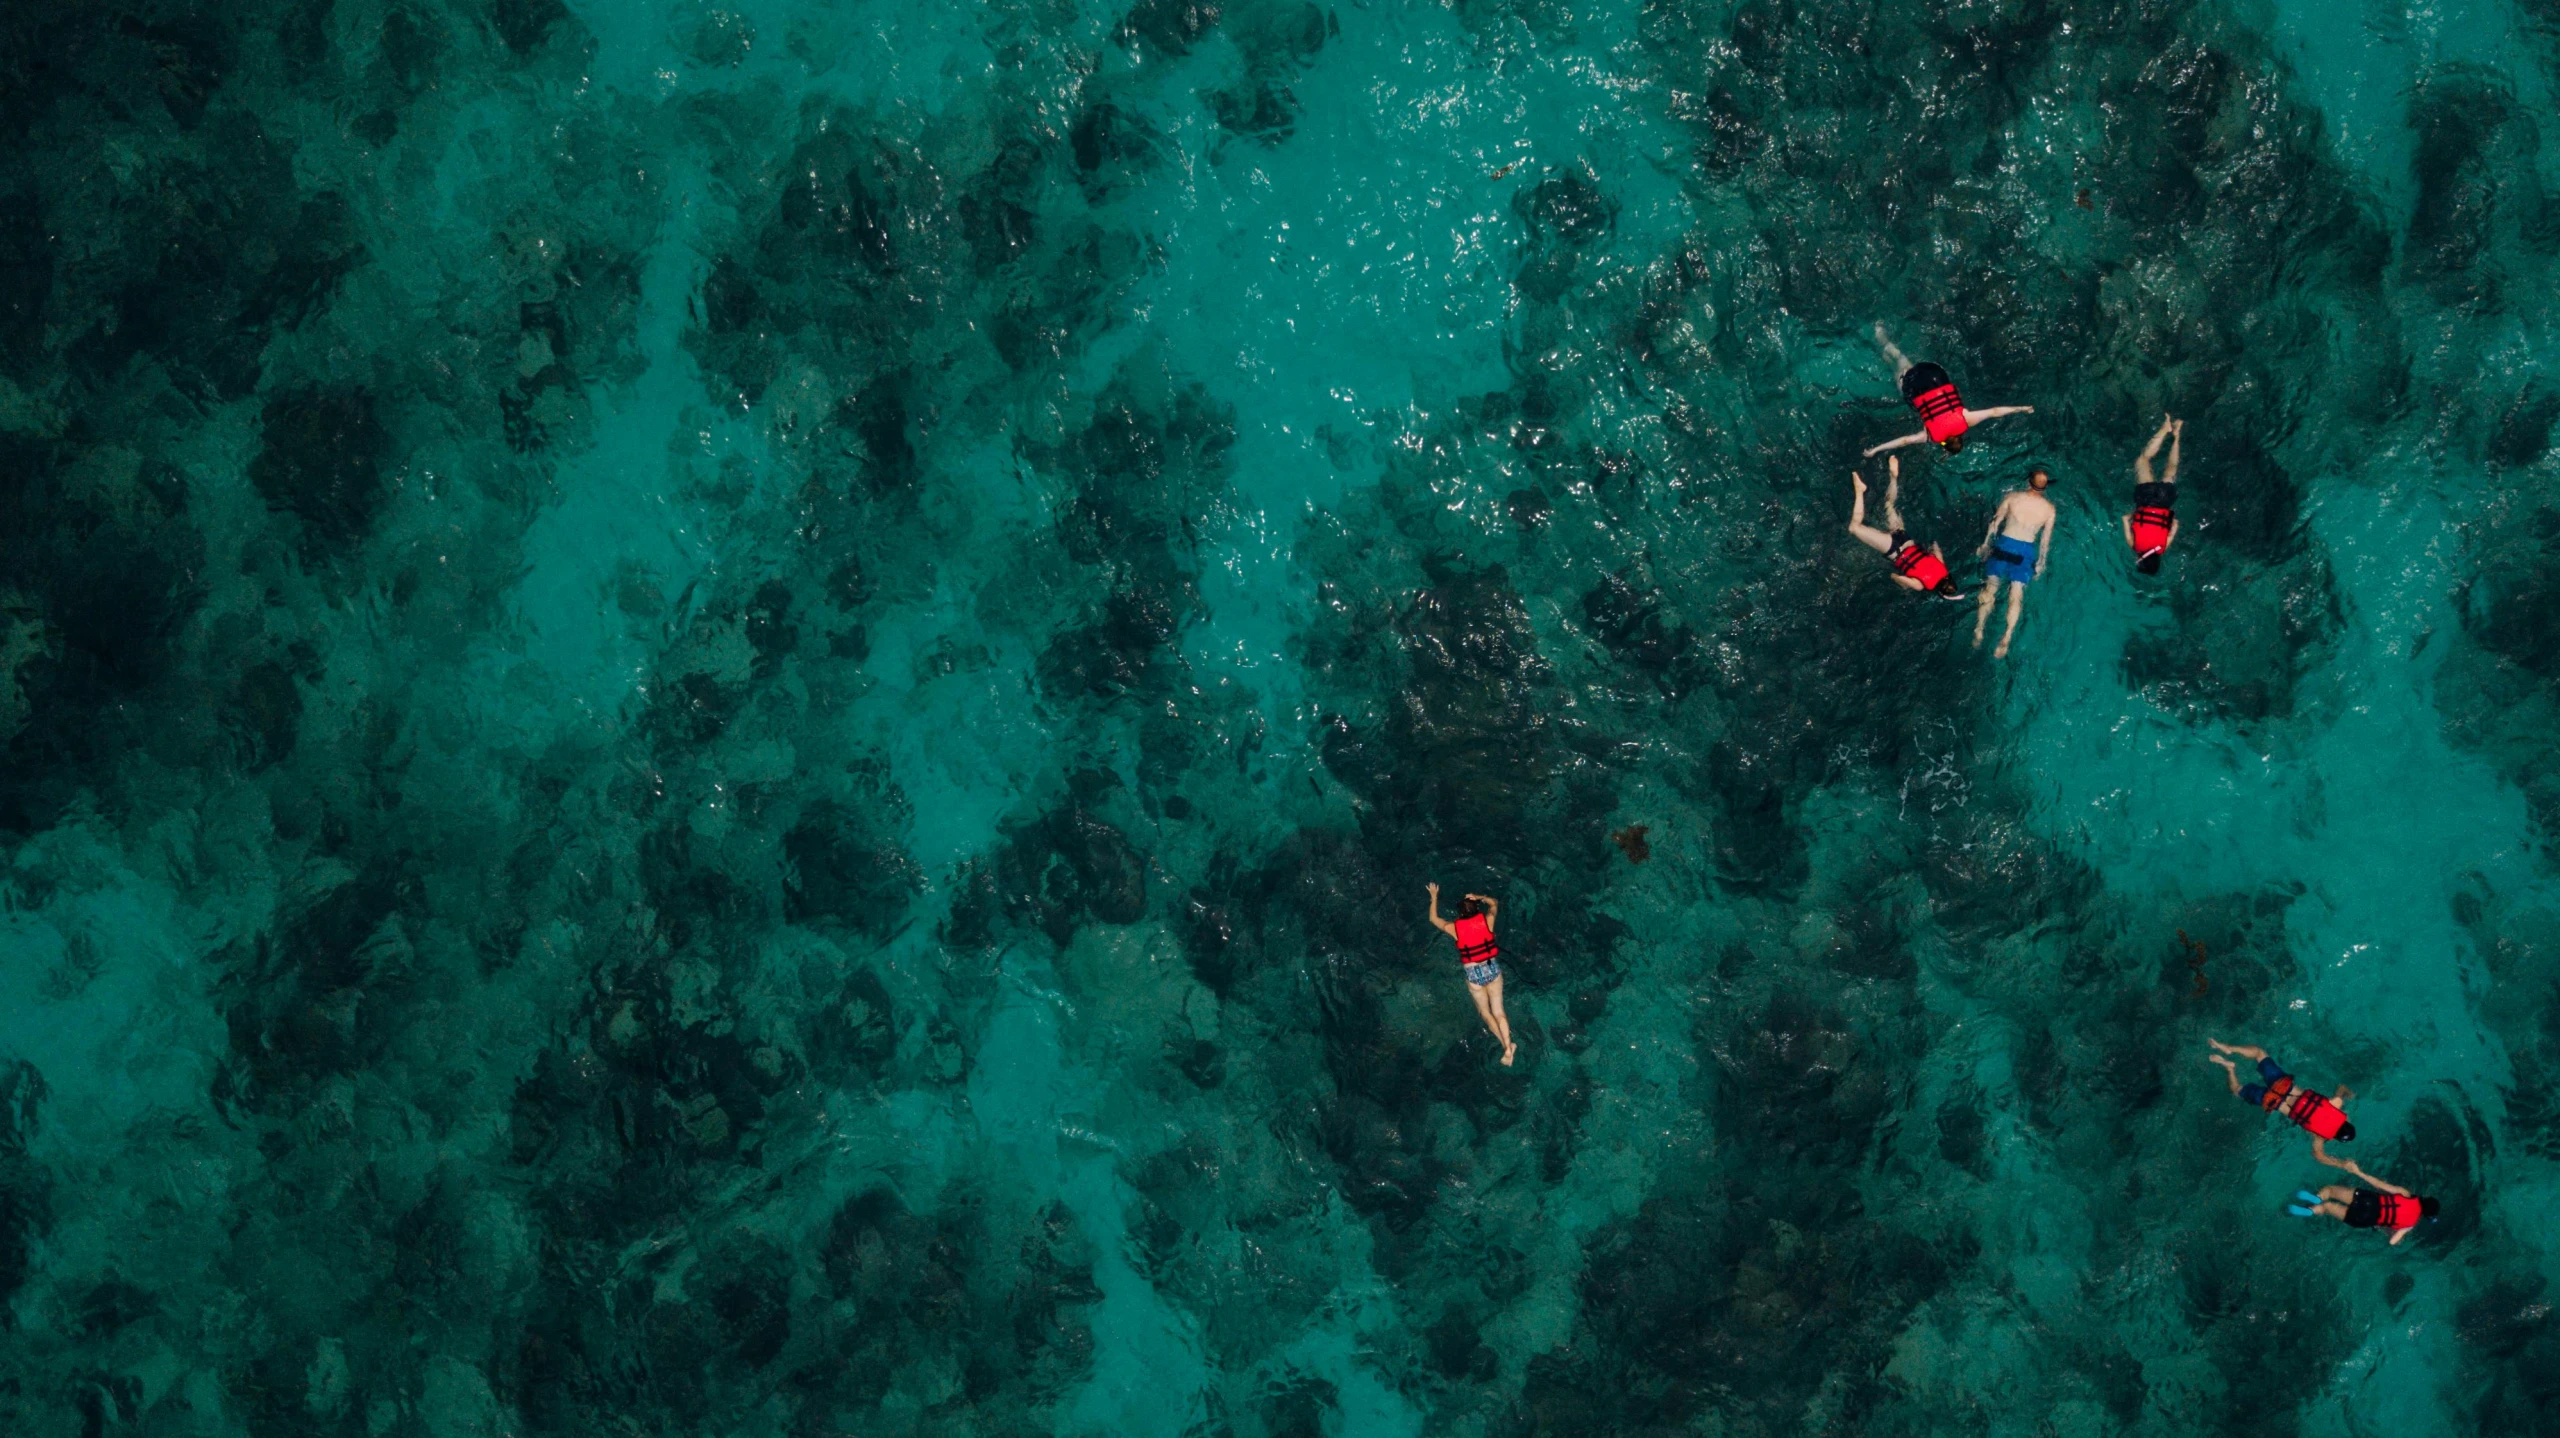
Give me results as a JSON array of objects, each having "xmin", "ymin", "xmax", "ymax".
[
  {"xmin": 1469, "ymin": 974, "xmax": 1516, "ymax": 1065},
  {"xmin": 1974, "ymin": 578, "xmax": 2027, "ymax": 657},
  {"xmin": 2135, "ymin": 415, "xmax": 2180, "ymax": 488},
  {"xmin": 1875, "ymin": 322, "xmax": 1915, "ymax": 381},
  {"xmin": 1847, "ymin": 460, "xmax": 1907, "ymax": 554}
]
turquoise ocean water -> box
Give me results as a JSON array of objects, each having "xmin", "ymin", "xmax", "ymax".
[{"xmin": 4, "ymin": 0, "xmax": 2560, "ymax": 1432}]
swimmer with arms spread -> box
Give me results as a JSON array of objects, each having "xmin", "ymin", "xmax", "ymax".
[
  {"xmin": 2288, "ymin": 1163, "xmax": 2440, "ymax": 1245},
  {"xmin": 1428, "ymin": 882, "xmax": 1515, "ymax": 1066},
  {"xmin": 2207, "ymin": 1037, "xmax": 2357, "ymax": 1144},
  {"xmin": 1974, "ymin": 467, "xmax": 2055, "ymax": 657},
  {"xmin": 2123, "ymin": 415, "xmax": 2182, "ymax": 574},
  {"xmin": 1846, "ymin": 456, "xmax": 1965, "ymax": 597},
  {"xmin": 1864, "ymin": 323, "xmax": 2035, "ymax": 457}
]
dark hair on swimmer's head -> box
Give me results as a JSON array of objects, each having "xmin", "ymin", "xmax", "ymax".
[
  {"xmin": 1934, "ymin": 576, "xmax": 1964, "ymax": 598},
  {"xmin": 2029, "ymin": 466, "xmax": 2052, "ymax": 487},
  {"xmin": 1940, "ymin": 435, "xmax": 1964, "ymax": 455},
  {"xmin": 2420, "ymin": 1196, "xmax": 2442, "ymax": 1217},
  {"xmin": 1460, "ymin": 897, "xmax": 1488, "ymax": 918},
  {"xmin": 2336, "ymin": 1121, "xmax": 2357, "ymax": 1143},
  {"xmin": 2136, "ymin": 552, "xmax": 2163, "ymax": 576}
]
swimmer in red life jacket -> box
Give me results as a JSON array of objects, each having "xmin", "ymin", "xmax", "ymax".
[
  {"xmin": 1847, "ymin": 458, "xmax": 1965, "ymax": 597},
  {"xmin": 2121, "ymin": 415, "xmax": 2182, "ymax": 574},
  {"xmin": 1427, "ymin": 882, "xmax": 1516, "ymax": 1066},
  {"xmin": 2287, "ymin": 1163, "xmax": 2440, "ymax": 1245},
  {"xmin": 1863, "ymin": 324, "xmax": 2035, "ymax": 458},
  {"xmin": 2206, "ymin": 1037, "xmax": 2357, "ymax": 1143}
]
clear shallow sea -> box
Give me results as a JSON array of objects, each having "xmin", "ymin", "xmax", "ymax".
[{"xmin": 2, "ymin": 0, "xmax": 2559, "ymax": 1433}]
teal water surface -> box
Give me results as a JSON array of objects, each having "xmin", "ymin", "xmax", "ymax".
[{"xmin": 2, "ymin": 0, "xmax": 2559, "ymax": 1433}]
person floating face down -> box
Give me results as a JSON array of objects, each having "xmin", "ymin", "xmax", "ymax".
[
  {"xmin": 1863, "ymin": 323, "xmax": 2036, "ymax": 458},
  {"xmin": 1427, "ymin": 883, "xmax": 1515, "ymax": 1066},
  {"xmin": 1846, "ymin": 456, "xmax": 1966, "ymax": 598},
  {"xmin": 2207, "ymin": 1037, "xmax": 2358, "ymax": 1144},
  {"xmin": 2289, "ymin": 1153, "xmax": 2441, "ymax": 1246},
  {"xmin": 2122, "ymin": 415, "xmax": 2183, "ymax": 575},
  {"xmin": 1974, "ymin": 468, "xmax": 2056, "ymax": 659}
]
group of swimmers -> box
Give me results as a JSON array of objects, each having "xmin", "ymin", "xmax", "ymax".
[
  {"xmin": 1423, "ymin": 890, "xmax": 2444, "ymax": 1239},
  {"xmin": 1418, "ymin": 327, "xmax": 2438, "ymax": 1235},
  {"xmin": 2208, "ymin": 1038, "xmax": 2442, "ymax": 1242},
  {"xmin": 1850, "ymin": 328, "xmax": 2439, "ymax": 1237},
  {"xmin": 1846, "ymin": 325, "xmax": 2185, "ymax": 657}
]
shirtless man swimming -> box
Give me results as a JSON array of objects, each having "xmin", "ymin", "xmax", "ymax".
[
  {"xmin": 1863, "ymin": 324, "xmax": 2035, "ymax": 458},
  {"xmin": 1974, "ymin": 468, "xmax": 2056, "ymax": 658}
]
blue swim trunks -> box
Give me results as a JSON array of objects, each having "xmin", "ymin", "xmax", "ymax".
[
  {"xmin": 1463, "ymin": 958, "xmax": 1501, "ymax": 987},
  {"xmin": 1985, "ymin": 537, "xmax": 2038, "ymax": 584},
  {"xmin": 2239, "ymin": 1056, "xmax": 2289, "ymax": 1106}
]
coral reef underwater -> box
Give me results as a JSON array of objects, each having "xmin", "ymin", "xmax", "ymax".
[{"xmin": 1, "ymin": 0, "xmax": 2558, "ymax": 1433}]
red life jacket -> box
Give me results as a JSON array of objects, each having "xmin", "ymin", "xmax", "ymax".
[
  {"xmin": 1891, "ymin": 542, "xmax": 1948, "ymax": 591},
  {"xmin": 1910, "ymin": 382, "xmax": 1968, "ymax": 444},
  {"xmin": 2260, "ymin": 1076, "xmax": 2349, "ymax": 1140},
  {"xmin": 1453, "ymin": 914, "xmax": 1499, "ymax": 964},
  {"xmin": 2374, "ymin": 1193, "xmax": 2422, "ymax": 1230},
  {"xmin": 2130, "ymin": 505, "xmax": 2174, "ymax": 557}
]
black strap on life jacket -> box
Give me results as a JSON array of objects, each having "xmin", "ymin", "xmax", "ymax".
[
  {"xmin": 1891, "ymin": 542, "xmax": 1927, "ymax": 577},
  {"xmin": 1913, "ymin": 384, "xmax": 1964, "ymax": 421},
  {"xmin": 2269, "ymin": 1083, "xmax": 2333, "ymax": 1132}
]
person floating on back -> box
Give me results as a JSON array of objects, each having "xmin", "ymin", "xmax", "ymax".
[
  {"xmin": 1864, "ymin": 323, "xmax": 2034, "ymax": 457},
  {"xmin": 2123, "ymin": 415, "xmax": 2182, "ymax": 574},
  {"xmin": 2288, "ymin": 1165, "xmax": 2439, "ymax": 1245},
  {"xmin": 1973, "ymin": 468, "xmax": 2056, "ymax": 658},
  {"xmin": 2208, "ymin": 1037, "xmax": 2357, "ymax": 1143},
  {"xmin": 1846, "ymin": 457, "xmax": 1964, "ymax": 598},
  {"xmin": 1428, "ymin": 882, "xmax": 1515, "ymax": 1066}
]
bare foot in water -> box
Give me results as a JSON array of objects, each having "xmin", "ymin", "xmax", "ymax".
[
  {"xmin": 1502, "ymin": 1044, "xmax": 1517, "ymax": 1067},
  {"xmin": 1993, "ymin": 637, "xmax": 2011, "ymax": 659}
]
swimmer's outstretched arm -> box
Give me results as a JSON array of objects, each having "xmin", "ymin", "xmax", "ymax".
[
  {"xmin": 1963, "ymin": 404, "xmax": 2035, "ymax": 424},
  {"xmin": 2034, "ymin": 502, "xmax": 2055, "ymax": 578},
  {"xmin": 2311, "ymin": 1137, "xmax": 2352, "ymax": 1170},
  {"xmin": 1425, "ymin": 883, "xmax": 1457, "ymax": 937},
  {"xmin": 2135, "ymin": 415, "xmax": 2173, "ymax": 486},
  {"xmin": 1862, "ymin": 429, "xmax": 1931, "ymax": 458},
  {"xmin": 2345, "ymin": 1161, "xmax": 2408, "ymax": 1197},
  {"xmin": 1977, "ymin": 495, "xmax": 2010, "ymax": 557}
]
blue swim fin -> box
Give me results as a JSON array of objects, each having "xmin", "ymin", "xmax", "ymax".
[{"xmin": 2293, "ymin": 1189, "xmax": 2321, "ymax": 1205}]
